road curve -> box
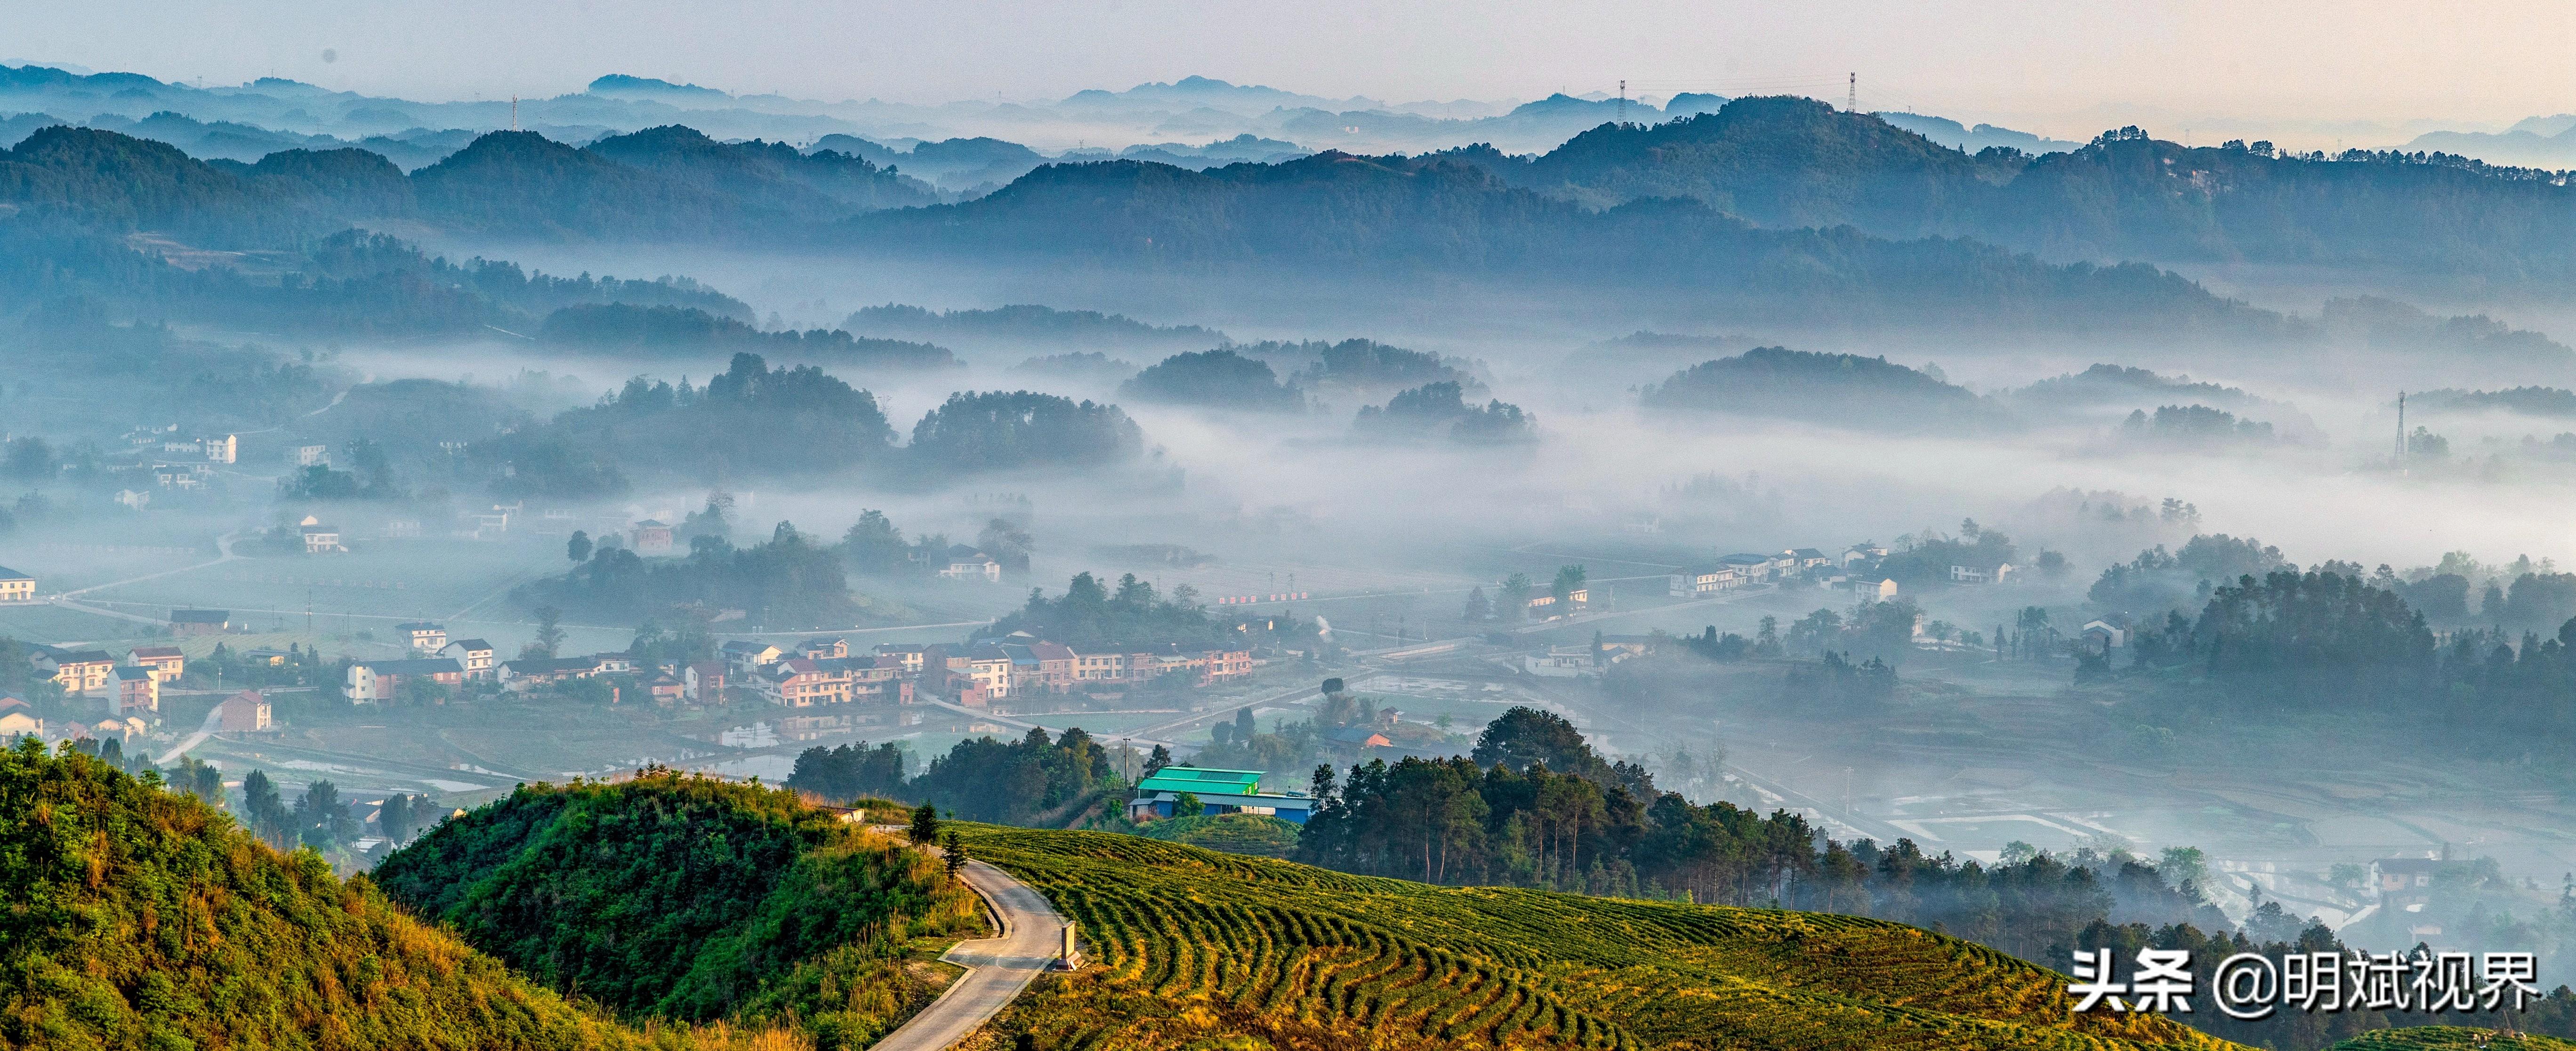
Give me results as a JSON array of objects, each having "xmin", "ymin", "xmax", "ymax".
[{"xmin": 872, "ymin": 858, "xmax": 1066, "ymax": 1051}]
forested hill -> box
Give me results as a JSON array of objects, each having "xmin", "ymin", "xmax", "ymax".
[
  {"xmin": 375, "ymin": 772, "xmax": 982, "ymax": 1042},
  {"xmin": 1461, "ymin": 96, "xmax": 2576, "ymax": 280},
  {"xmin": 0, "ymin": 122, "xmax": 934, "ymax": 246},
  {"xmin": 0, "ymin": 741, "xmax": 653, "ymax": 1050},
  {"xmin": 843, "ymin": 152, "xmax": 2281, "ymax": 333}
]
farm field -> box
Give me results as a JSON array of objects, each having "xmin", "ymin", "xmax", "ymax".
[{"xmin": 961, "ymin": 826, "xmax": 2238, "ymax": 1051}]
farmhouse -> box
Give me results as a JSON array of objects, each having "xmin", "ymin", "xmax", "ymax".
[{"xmin": 1127, "ymin": 767, "xmax": 1317, "ymax": 824}]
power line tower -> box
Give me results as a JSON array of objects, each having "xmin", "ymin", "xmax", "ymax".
[
  {"xmin": 1847, "ymin": 73, "xmax": 1857, "ymax": 113},
  {"xmin": 1618, "ymin": 79, "xmax": 1626, "ymax": 125}
]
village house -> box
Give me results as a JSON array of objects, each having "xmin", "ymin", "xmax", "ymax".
[
  {"xmin": 293, "ymin": 444, "xmax": 329, "ymax": 467},
  {"xmin": 1030, "ymin": 642, "xmax": 1078, "ymax": 692},
  {"xmin": 1072, "ymin": 650, "xmax": 1127, "ymax": 682},
  {"xmin": 35, "ymin": 647, "xmax": 117, "ymax": 693},
  {"xmin": 438, "ymin": 638, "xmax": 496, "ymax": 679},
  {"xmin": 591, "ymin": 652, "xmax": 637, "ymax": 675},
  {"xmin": 1668, "ymin": 565, "xmax": 1742, "ymax": 597},
  {"xmin": 938, "ymin": 548, "xmax": 1004, "ymax": 582},
  {"xmin": 0, "ymin": 566, "xmax": 32, "ymax": 603},
  {"xmin": 394, "ymin": 621, "xmax": 448, "ymax": 653},
  {"xmin": 1948, "ymin": 563, "xmax": 2015, "ymax": 584},
  {"xmin": 345, "ymin": 657, "xmax": 465, "ymax": 702},
  {"xmin": 1846, "ymin": 575, "xmax": 1899, "ymax": 602},
  {"xmin": 1844, "ymin": 542, "xmax": 1889, "ymax": 567},
  {"xmin": 684, "ymin": 660, "xmax": 726, "ymax": 702},
  {"xmin": 126, "ymin": 645, "xmax": 185, "ymax": 683},
  {"xmin": 721, "ymin": 641, "xmax": 784, "ymax": 678},
  {"xmin": 299, "ymin": 516, "xmax": 346, "ymax": 554},
  {"xmin": 1787, "ymin": 547, "xmax": 1833, "ymax": 572},
  {"xmin": 1126, "ymin": 767, "xmax": 1316, "ymax": 824},
  {"xmin": 873, "ymin": 644, "xmax": 927, "ymax": 674},
  {"xmin": 850, "ymin": 657, "xmax": 914, "ymax": 704},
  {"xmin": 165, "ymin": 434, "xmax": 238, "ymax": 463},
  {"xmin": 1523, "ymin": 588, "xmax": 1589, "ymax": 619},
  {"xmin": 0, "ymin": 696, "xmax": 40, "ymax": 739},
  {"xmin": 2080, "ymin": 619, "xmax": 2128, "ymax": 654},
  {"xmin": 793, "ymin": 636, "xmax": 850, "ymax": 660},
  {"xmin": 964, "ymin": 644, "xmax": 1016, "ymax": 699},
  {"xmin": 106, "ymin": 663, "xmax": 160, "ymax": 716},
  {"xmin": 1717, "ymin": 552, "xmax": 1776, "ymax": 583},
  {"xmin": 629, "ymin": 519, "xmax": 675, "ymax": 554},
  {"xmin": 215, "ymin": 689, "xmax": 272, "ymax": 732},
  {"xmin": 114, "ymin": 489, "xmax": 151, "ymax": 510},
  {"xmin": 169, "ymin": 608, "xmax": 230, "ymax": 636},
  {"xmin": 645, "ymin": 672, "xmax": 687, "ymax": 704},
  {"xmin": 1325, "ymin": 724, "xmax": 1394, "ymax": 749},
  {"xmin": 756, "ymin": 658, "xmax": 850, "ymax": 707},
  {"xmin": 498, "ymin": 656, "xmax": 603, "ymax": 692}
]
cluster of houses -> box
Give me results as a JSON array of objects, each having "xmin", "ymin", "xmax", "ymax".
[
  {"xmin": 7, "ymin": 635, "xmax": 272, "ymax": 747},
  {"xmin": 331, "ymin": 620, "xmax": 1255, "ymax": 714},
  {"xmin": 723, "ymin": 631, "xmax": 1253, "ymax": 710},
  {"xmin": 1670, "ymin": 545, "xmax": 1886, "ymax": 601},
  {"xmin": 1668, "ymin": 541, "xmax": 2021, "ymax": 604},
  {"xmin": 100, "ymin": 427, "xmax": 240, "ymax": 508}
]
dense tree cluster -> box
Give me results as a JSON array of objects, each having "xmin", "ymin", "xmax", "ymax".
[
  {"xmin": 785, "ymin": 742, "xmax": 910, "ymax": 802},
  {"xmin": 2085, "ymin": 533, "xmax": 2292, "ymax": 615},
  {"xmin": 1352, "ymin": 381, "xmax": 1536, "ymax": 444},
  {"xmin": 538, "ymin": 303, "xmax": 956, "ymax": 369},
  {"xmin": 990, "ymin": 571, "xmax": 1231, "ymax": 650},
  {"xmin": 2120, "ymin": 403, "xmax": 2277, "ymax": 445},
  {"xmin": 520, "ymin": 520, "xmax": 861, "ymax": 627},
  {"xmin": 484, "ymin": 352, "xmax": 897, "ymax": 491},
  {"xmin": 845, "ymin": 302, "xmax": 1226, "ymax": 351},
  {"xmin": 906, "ymin": 390, "xmax": 1144, "ymax": 471},
  {"xmin": 1119, "ymin": 348, "xmax": 1303, "ymax": 410},
  {"xmin": 1640, "ymin": 346, "xmax": 1988, "ymax": 428}
]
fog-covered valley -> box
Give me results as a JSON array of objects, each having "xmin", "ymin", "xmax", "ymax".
[{"xmin": 14, "ymin": 47, "xmax": 2576, "ymax": 1048}]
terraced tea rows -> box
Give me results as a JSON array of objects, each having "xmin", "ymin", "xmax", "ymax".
[{"xmin": 964, "ymin": 827, "xmax": 2241, "ymax": 1051}]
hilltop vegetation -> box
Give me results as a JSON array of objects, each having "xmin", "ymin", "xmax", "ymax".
[
  {"xmin": 1460, "ymin": 96, "xmax": 2576, "ymax": 281},
  {"xmin": 1120, "ymin": 348, "xmax": 1304, "ymax": 410},
  {"xmin": 539, "ymin": 304, "xmax": 957, "ymax": 370},
  {"xmin": 961, "ymin": 826, "xmax": 2226, "ymax": 1051},
  {"xmin": 1641, "ymin": 346, "xmax": 1986, "ymax": 428},
  {"xmin": 375, "ymin": 770, "xmax": 982, "ymax": 1046},
  {"xmin": 0, "ymin": 740, "xmax": 655, "ymax": 1051},
  {"xmin": 845, "ymin": 303, "xmax": 1227, "ymax": 351}
]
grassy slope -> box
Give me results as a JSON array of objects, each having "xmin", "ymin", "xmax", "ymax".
[
  {"xmin": 0, "ymin": 741, "xmax": 654, "ymax": 1051},
  {"xmin": 374, "ymin": 772, "xmax": 983, "ymax": 1049},
  {"xmin": 965, "ymin": 826, "xmax": 2240, "ymax": 1051}
]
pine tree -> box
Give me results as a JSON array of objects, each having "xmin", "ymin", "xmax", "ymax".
[{"xmin": 909, "ymin": 801, "xmax": 940, "ymax": 845}]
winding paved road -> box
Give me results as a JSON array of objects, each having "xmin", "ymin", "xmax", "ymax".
[{"xmin": 872, "ymin": 858, "xmax": 1066, "ymax": 1051}]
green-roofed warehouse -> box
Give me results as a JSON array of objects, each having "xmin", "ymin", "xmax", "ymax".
[{"xmin": 1131, "ymin": 766, "xmax": 1314, "ymax": 824}]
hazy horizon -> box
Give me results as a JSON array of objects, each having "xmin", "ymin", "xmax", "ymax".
[{"xmin": 6, "ymin": 0, "xmax": 2573, "ymax": 149}]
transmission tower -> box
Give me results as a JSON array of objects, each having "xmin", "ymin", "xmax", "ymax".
[
  {"xmin": 1618, "ymin": 80, "xmax": 1626, "ymax": 125},
  {"xmin": 1847, "ymin": 73, "xmax": 1856, "ymax": 113}
]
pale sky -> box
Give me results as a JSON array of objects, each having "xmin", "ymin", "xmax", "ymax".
[{"xmin": 6, "ymin": 0, "xmax": 2573, "ymax": 137}]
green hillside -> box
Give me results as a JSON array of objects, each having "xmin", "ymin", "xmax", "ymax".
[
  {"xmin": 2328, "ymin": 1028, "xmax": 2576, "ymax": 1051},
  {"xmin": 0, "ymin": 739, "xmax": 651, "ymax": 1051},
  {"xmin": 962, "ymin": 826, "xmax": 2238, "ymax": 1051},
  {"xmin": 374, "ymin": 770, "xmax": 984, "ymax": 1048}
]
